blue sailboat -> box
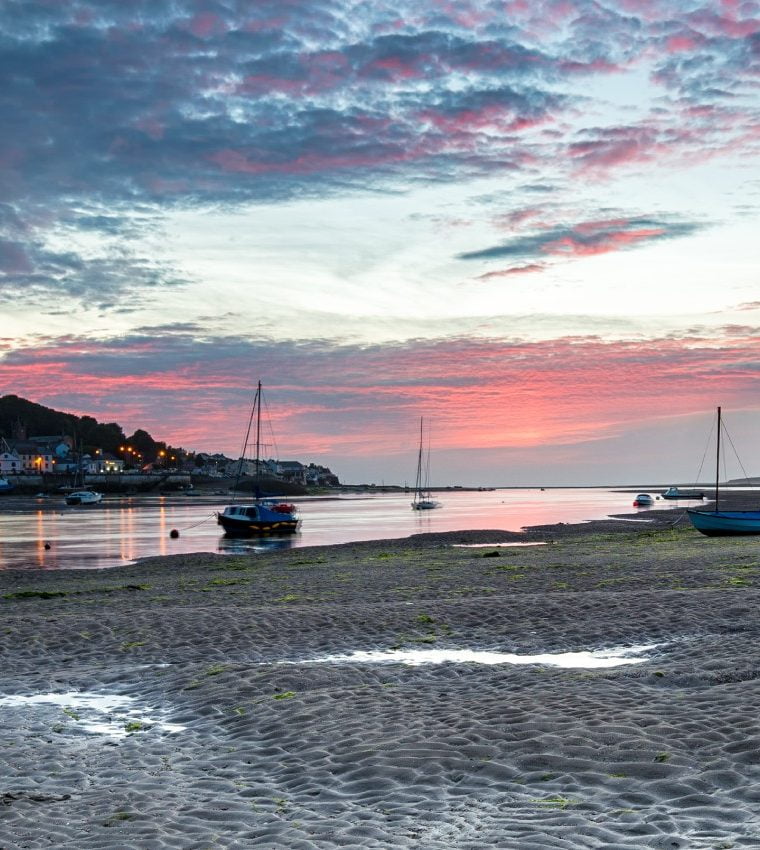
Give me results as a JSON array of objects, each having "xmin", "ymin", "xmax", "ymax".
[
  {"xmin": 216, "ymin": 382, "xmax": 300, "ymax": 536},
  {"xmin": 687, "ymin": 407, "xmax": 760, "ymax": 536}
]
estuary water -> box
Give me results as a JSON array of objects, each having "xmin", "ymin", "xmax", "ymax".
[{"xmin": 0, "ymin": 487, "xmax": 662, "ymax": 571}]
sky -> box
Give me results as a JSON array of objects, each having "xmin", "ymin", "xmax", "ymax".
[{"xmin": 0, "ymin": 0, "xmax": 759, "ymax": 486}]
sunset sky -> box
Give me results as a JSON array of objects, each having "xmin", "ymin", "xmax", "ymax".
[{"xmin": 1, "ymin": 0, "xmax": 759, "ymax": 486}]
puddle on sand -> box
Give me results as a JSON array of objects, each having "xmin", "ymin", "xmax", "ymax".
[
  {"xmin": 293, "ymin": 645, "xmax": 658, "ymax": 668},
  {"xmin": 0, "ymin": 692, "xmax": 185, "ymax": 737},
  {"xmin": 452, "ymin": 542, "xmax": 547, "ymax": 547}
]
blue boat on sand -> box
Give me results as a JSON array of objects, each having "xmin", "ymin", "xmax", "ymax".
[
  {"xmin": 687, "ymin": 406, "xmax": 760, "ymax": 536},
  {"xmin": 686, "ymin": 509, "xmax": 760, "ymax": 536}
]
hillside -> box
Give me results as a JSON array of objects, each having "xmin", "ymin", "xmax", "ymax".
[{"xmin": 0, "ymin": 395, "xmax": 131, "ymax": 456}]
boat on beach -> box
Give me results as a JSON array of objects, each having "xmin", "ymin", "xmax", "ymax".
[
  {"xmin": 217, "ymin": 500, "xmax": 300, "ymax": 535},
  {"xmin": 662, "ymin": 486, "xmax": 704, "ymax": 500},
  {"xmin": 216, "ymin": 381, "xmax": 300, "ymax": 536},
  {"xmin": 687, "ymin": 407, "xmax": 760, "ymax": 536},
  {"xmin": 65, "ymin": 490, "xmax": 103, "ymax": 506},
  {"xmin": 411, "ymin": 417, "xmax": 440, "ymax": 511}
]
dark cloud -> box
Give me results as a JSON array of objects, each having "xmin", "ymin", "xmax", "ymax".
[
  {"xmin": 459, "ymin": 216, "xmax": 705, "ymax": 262},
  {"xmin": 0, "ymin": 1, "xmax": 756, "ymax": 301}
]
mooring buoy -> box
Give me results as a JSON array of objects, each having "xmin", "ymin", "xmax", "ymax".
[{"xmin": 169, "ymin": 529, "xmax": 179, "ymax": 539}]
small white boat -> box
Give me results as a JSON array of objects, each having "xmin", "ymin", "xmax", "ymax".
[
  {"xmin": 65, "ymin": 490, "xmax": 103, "ymax": 506},
  {"xmin": 633, "ymin": 493, "xmax": 654, "ymax": 506}
]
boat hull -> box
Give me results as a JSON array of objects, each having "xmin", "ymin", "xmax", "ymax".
[
  {"xmin": 412, "ymin": 500, "xmax": 440, "ymax": 510},
  {"xmin": 217, "ymin": 515, "xmax": 299, "ymax": 535},
  {"xmin": 65, "ymin": 491, "xmax": 102, "ymax": 506},
  {"xmin": 217, "ymin": 503, "xmax": 300, "ymax": 536},
  {"xmin": 686, "ymin": 509, "xmax": 760, "ymax": 536}
]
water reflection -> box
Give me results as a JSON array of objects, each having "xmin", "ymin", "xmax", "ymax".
[
  {"xmin": 218, "ymin": 535, "xmax": 296, "ymax": 555},
  {"xmin": 0, "ymin": 488, "xmax": 662, "ymax": 571},
  {"xmin": 289, "ymin": 644, "xmax": 658, "ymax": 668},
  {"xmin": 0, "ymin": 691, "xmax": 185, "ymax": 737}
]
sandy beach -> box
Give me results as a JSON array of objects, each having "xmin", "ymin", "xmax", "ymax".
[{"xmin": 1, "ymin": 503, "xmax": 760, "ymax": 849}]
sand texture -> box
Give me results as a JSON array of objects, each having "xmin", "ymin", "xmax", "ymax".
[{"xmin": 1, "ymin": 508, "xmax": 760, "ymax": 848}]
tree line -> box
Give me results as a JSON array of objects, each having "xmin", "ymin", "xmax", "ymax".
[{"xmin": 0, "ymin": 394, "xmax": 185, "ymax": 467}]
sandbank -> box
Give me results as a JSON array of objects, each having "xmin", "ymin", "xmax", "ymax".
[{"xmin": 1, "ymin": 504, "xmax": 759, "ymax": 848}]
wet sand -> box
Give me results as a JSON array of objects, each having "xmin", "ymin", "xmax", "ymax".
[{"xmin": 2, "ymin": 504, "xmax": 760, "ymax": 848}]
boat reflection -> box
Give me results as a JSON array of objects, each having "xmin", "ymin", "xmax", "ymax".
[{"xmin": 218, "ymin": 535, "xmax": 297, "ymax": 555}]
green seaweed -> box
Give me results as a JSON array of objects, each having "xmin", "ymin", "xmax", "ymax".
[
  {"xmin": 273, "ymin": 691, "xmax": 296, "ymax": 700},
  {"xmin": 103, "ymin": 811, "xmax": 133, "ymax": 826},
  {"xmin": 531, "ymin": 795, "xmax": 577, "ymax": 810}
]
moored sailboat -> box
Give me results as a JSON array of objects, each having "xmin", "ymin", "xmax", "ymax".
[
  {"xmin": 411, "ymin": 417, "xmax": 440, "ymax": 511},
  {"xmin": 216, "ymin": 382, "xmax": 300, "ymax": 536},
  {"xmin": 687, "ymin": 407, "xmax": 760, "ymax": 536}
]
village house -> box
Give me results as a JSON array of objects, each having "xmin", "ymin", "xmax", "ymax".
[
  {"xmin": 2, "ymin": 439, "xmax": 56, "ymax": 473},
  {"xmin": 274, "ymin": 460, "xmax": 307, "ymax": 484},
  {"xmin": 0, "ymin": 448, "xmax": 22, "ymax": 475},
  {"xmin": 84, "ymin": 451, "xmax": 124, "ymax": 474}
]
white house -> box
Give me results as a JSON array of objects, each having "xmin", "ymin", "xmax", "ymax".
[
  {"xmin": 84, "ymin": 452, "xmax": 124, "ymax": 474},
  {"xmin": 5, "ymin": 441, "xmax": 55, "ymax": 473},
  {"xmin": 0, "ymin": 450, "xmax": 22, "ymax": 475}
]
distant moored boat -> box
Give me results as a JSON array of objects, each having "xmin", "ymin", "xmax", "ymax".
[
  {"xmin": 662, "ymin": 486, "xmax": 704, "ymax": 500},
  {"xmin": 65, "ymin": 490, "xmax": 103, "ymax": 506},
  {"xmin": 411, "ymin": 417, "xmax": 440, "ymax": 511}
]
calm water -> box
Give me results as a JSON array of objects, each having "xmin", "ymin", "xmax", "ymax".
[{"xmin": 0, "ymin": 488, "xmax": 663, "ymax": 571}]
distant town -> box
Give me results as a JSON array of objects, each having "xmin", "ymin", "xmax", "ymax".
[
  {"xmin": 0, "ymin": 394, "xmax": 340, "ymax": 492},
  {"xmin": 0, "ymin": 433, "xmax": 340, "ymax": 489}
]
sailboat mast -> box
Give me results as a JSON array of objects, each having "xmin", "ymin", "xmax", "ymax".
[
  {"xmin": 233, "ymin": 382, "xmax": 262, "ymax": 504},
  {"xmin": 715, "ymin": 405, "xmax": 721, "ymax": 512},
  {"xmin": 415, "ymin": 417, "xmax": 424, "ymax": 497},
  {"xmin": 255, "ymin": 380, "xmax": 262, "ymax": 480}
]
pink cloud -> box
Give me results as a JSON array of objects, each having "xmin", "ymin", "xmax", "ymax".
[
  {"xmin": 685, "ymin": 9, "xmax": 760, "ymax": 38},
  {"xmin": 420, "ymin": 104, "xmax": 550, "ymax": 135},
  {"xmin": 665, "ymin": 35, "xmax": 700, "ymax": 53},
  {"xmin": 477, "ymin": 264, "xmax": 545, "ymax": 278},
  {"xmin": 186, "ymin": 12, "xmax": 228, "ymax": 39},
  {"xmin": 4, "ymin": 330, "xmax": 760, "ymax": 459},
  {"xmin": 542, "ymin": 227, "xmax": 665, "ymax": 256}
]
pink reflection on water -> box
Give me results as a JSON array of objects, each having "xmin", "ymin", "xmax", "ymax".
[{"xmin": 0, "ymin": 488, "xmax": 657, "ymax": 571}]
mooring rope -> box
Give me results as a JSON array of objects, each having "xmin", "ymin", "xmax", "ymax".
[{"xmin": 173, "ymin": 512, "xmax": 218, "ymax": 534}]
